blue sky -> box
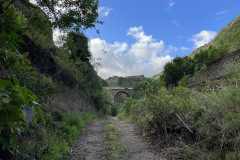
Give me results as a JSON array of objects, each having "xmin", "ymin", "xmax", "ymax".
[{"xmin": 86, "ymin": 1, "xmax": 239, "ymax": 79}]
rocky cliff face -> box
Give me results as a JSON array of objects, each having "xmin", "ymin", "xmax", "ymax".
[{"xmin": 187, "ymin": 49, "xmax": 240, "ymax": 87}]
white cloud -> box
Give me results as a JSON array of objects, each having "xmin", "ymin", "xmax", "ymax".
[
  {"xmin": 127, "ymin": 26, "xmax": 164, "ymax": 60},
  {"xmin": 53, "ymin": 28, "xmax": 67, "ymax": 47},
  {"xmin": 172, "ymin": 20, "xmax": 179, "ymax": 26},
  {"xmin": 89, "ymin": 26, "xmax": 183, "ymax": 79},
  {"xmin": 164, "ymin": 0, "xmax": 176, "ymax": 11},
  {"xmin": 216, "ymin": 10, "xmax": 229, "ymax": 16},
  {"xmin": 169, "ymin": 0, "xmax": 176, "ymax": 8},
  {"xmin": 98, "ymin": 7, "xmax": 113, "ymax": 17},
  {"xmin": 191, "ymin": 30, "xmax": 217, "ymax": 48},
  {"xmin": 29, "ymin": 0, "xmax": 37, "ymax": 5},
  {"xmin": 179, "ymin": 47, "xmax": 190, "ymax": 51}
]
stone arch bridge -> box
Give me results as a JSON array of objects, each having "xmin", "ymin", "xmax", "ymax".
[{"xmin": 105, "ymin": 87, "xmax": 133, "ymax": 103}]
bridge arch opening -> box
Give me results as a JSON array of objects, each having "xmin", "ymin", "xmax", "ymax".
[{"xmin": 114, "ymin": 91, "xmax": 130, "ymax": 103}]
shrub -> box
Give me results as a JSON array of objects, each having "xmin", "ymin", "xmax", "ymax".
[{"xmin": 111, "ymin": 106, "xmax": 118, "ymax": 117}]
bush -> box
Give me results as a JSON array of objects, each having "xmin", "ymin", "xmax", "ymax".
[
  {"xmin": 128, "ymin": 73, "xmax": 240, "ymax": 159},
  {"xmin": 111, "ymin": 106, "xmax": 118, "ymax": 116},
  {"xmin": 17, "ymin": 110, "xmax": 97, "ymax": 159},
  {"xmin": 162, "ymin": 56, "xmax": 195, "ymax": 86}
]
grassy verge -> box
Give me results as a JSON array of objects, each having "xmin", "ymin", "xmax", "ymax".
[
  {"xmin": 117, "ymin": 112, "xmax": 131, "ymax": 121},
  {"xmin": 17, "ymin": 110, "xmax": 97, "ymax": 160},
  {"xmin": 104, "ymin": 122, "xmax": 128, "ymax": 159}
]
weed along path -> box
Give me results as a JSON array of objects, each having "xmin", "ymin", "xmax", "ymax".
[{"xmin": 67, "ymin": 118, "xmax": 165, "ymax": 160}]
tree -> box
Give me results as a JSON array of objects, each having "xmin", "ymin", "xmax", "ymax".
[
  {"xmin": 162, "ymin": 56, "xmax": 194, "ymax": 86},
  {"xmin": 0, "ymin": 0, "xmax": 102, "ymax": 31},
  {"xmin": 64, "ymin": 31, "xmax": 91, "ymax": 62}
]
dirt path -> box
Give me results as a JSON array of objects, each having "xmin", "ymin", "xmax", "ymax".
[
  {"xmin": 66, "ymin": 118, "xmax": 165, "ymax": 160},
  {"xmin": 111, "ymin": 117, "xmax": 166, "ymax": 160},
  {"xmin": 67, "ymin": 119, "xmax": 107, "ymax": 160}
]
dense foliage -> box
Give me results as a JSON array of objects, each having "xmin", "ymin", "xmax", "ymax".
[
  {"xmin": 106, "ymin": 75, "xmax": 147, "ymax": 88},
  {"xmin": 18, "ymin": 110, "xmax": 97, "ymax": 159},
  {"xmin": 162, "ymin": 45, "xmax": 227, "ymax": 86},
  {"xmin": 0, "ymin": 0, "xmax": 111, "ymax": 159},
  {"xmin": 118, "ymin": 17, "xmax": 240, "ymax": 158},
  {"xmin": 0, "ymin": 0, "xmax": 102, "ymax": 31},
  {"xmin": 0, "ymin": 9, "xmax": 45, "ymax": 156},
  {"xmin": 119, "ymin": 72, "xmax": 240, "ymax": 159},
  {"xmin": 162, "ymin": 56, "xmax": 195, "ymax": 86}
]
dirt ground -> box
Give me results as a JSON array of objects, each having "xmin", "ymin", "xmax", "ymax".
[
  {"xmin": 67, "ymin": 119, "xmax": 107, "ymax": 160},
  {"xmin": 111, "ymin": 117, "xmax": 166, "ymax": 160},
  {"xmin": 66, "ymin": 118, "xmax": 166, "ymax": 160}
]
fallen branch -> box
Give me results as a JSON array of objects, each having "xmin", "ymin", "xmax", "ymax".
[{"xmin": 175, "ymin": 113, "xmax": 193, "ymax": 133}]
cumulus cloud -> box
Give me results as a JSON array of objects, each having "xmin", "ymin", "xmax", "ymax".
[
  {"xmin": 216, "ymin": 10, "xmax": 229, "ymax": 16},
  {"xmin": 98, "ymin": 7, "xmax": 113, "ymax": 17},
  {"xmin": 191, "ymin": 30, "xmax": 217, "ymax": 48},
  {"xmin": 89, "ymin": 26, "xmax": 188, "ymax": 79}
]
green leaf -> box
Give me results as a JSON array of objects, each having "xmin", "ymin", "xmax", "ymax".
[
  {"xmin": 23, "ymin": 52, "xmax": 29, "ymax": 58},
  {"xmin": 23, "ymin": 105, "xmax": 35, "ymax": 123},
  {"xmin": 34, "ymin": 106, "xmax": 46, "ymax": 125},
  {"xmin": 0, "ymin": 80, "xmax": 11, "ymax": 89}
]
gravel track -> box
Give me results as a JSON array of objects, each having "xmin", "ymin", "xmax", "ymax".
[{"xmin": 66, "ymin": 118, "xmax": 166, "ymax": 160}]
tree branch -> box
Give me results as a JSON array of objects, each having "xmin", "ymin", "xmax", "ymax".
[{"xmin": 175, "ymin": 113, "xmax": 193, "ymax": 133}]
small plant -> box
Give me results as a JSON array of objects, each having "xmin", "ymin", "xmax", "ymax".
[{"xmin": 104, "ymin": 123, "xmax": 128, "ymax": 159}]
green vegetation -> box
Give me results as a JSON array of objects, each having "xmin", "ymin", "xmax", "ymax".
[
  {"xmin": 104, "ymin": 122, "xmax": 128, "ymax": 159},
  {"xmin": 0, "ymin": 0, "xmax": 102, "ymax": 32},
  {"xmin": 106, "ymin": 75, "xmax": 147, "ymax": 88},
  {"xmin": 119, "ymin": 72, "xmax": 240, "ymax": 159},
  {"xmin": 162, "ymin": 45, "xmax": 227, "ymax": 86},
  {"xmin": 161, "ymin": 14, "xmax": 240, "ymax": 87},
  {"xmin": 17, "ymin": 110, "xmax": 97, "ymax": 159},
  {"xmin": 0, "ymin": 0, "xmax": 111, "ymax": 159},
  {"xmin": 117, "ymin": 15, "xmax": 240, "ymax": 159},
  {"xmin": 162, "ymin": 56, "xmax": 195, "ymax": 86}
]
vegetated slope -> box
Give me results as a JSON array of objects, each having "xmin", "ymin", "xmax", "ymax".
[
  {"xmin": 116, "ymin": 14, "xmax": 240, "ymax": 160},
  {"xmin": 106, "ymin": 75, "xmax": 147, "ymax": 88},
  {"xmin": 15, "ymin": 1, "xmax": 110, "ymax": 113},
  {"xmin": 0, "ymin": 1, "xmax": 112, "ymax": 159},
  {"xmin": 151, "ymin": 15, "xmax": 240, "ymax": 84},
  {"xmin": 189, "ymin": 14, "xmax": 240, "ymax": 58}
]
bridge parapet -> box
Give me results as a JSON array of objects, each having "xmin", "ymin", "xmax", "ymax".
[{"xmin": 105, "ymin": 87, "xmax": 133, "ymax": 102}]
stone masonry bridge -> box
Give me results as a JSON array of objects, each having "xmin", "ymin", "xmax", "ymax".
[{"xmin": 105, "ymin": 87, "xmax": 133, "ymax": 103}]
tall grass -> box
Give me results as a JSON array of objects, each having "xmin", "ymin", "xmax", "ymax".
[
  {"xmin": 121, "ymin": 73, "xmax": 240, "ymax": 159},
  {"xmin": 17, "ymin": 110, "xmax": 97, "ymax": 160}
]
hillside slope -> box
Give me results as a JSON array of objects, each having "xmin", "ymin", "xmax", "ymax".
[
  {"xmin": 189, "ymin": 14, "xmax": 240, "ymax": 57},
  {"xmin": 106, "ymin": 75, "xmax": 147, "ymax": 88},
  {"xmin": 151, "ymin": 14, "xmax": 240, "ymax": 80},
  {"xmin": 0, "ymin": 3, "xmax": 112, "ymax": 159}
]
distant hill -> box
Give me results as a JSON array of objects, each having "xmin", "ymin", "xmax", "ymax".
[
  {"xmin": 151, "ymin": 72, "xmax": 163, "ymax": 80},
  {"xmin": 106, "ymin": 75, "xmax": 147, "ymax": 88}
]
